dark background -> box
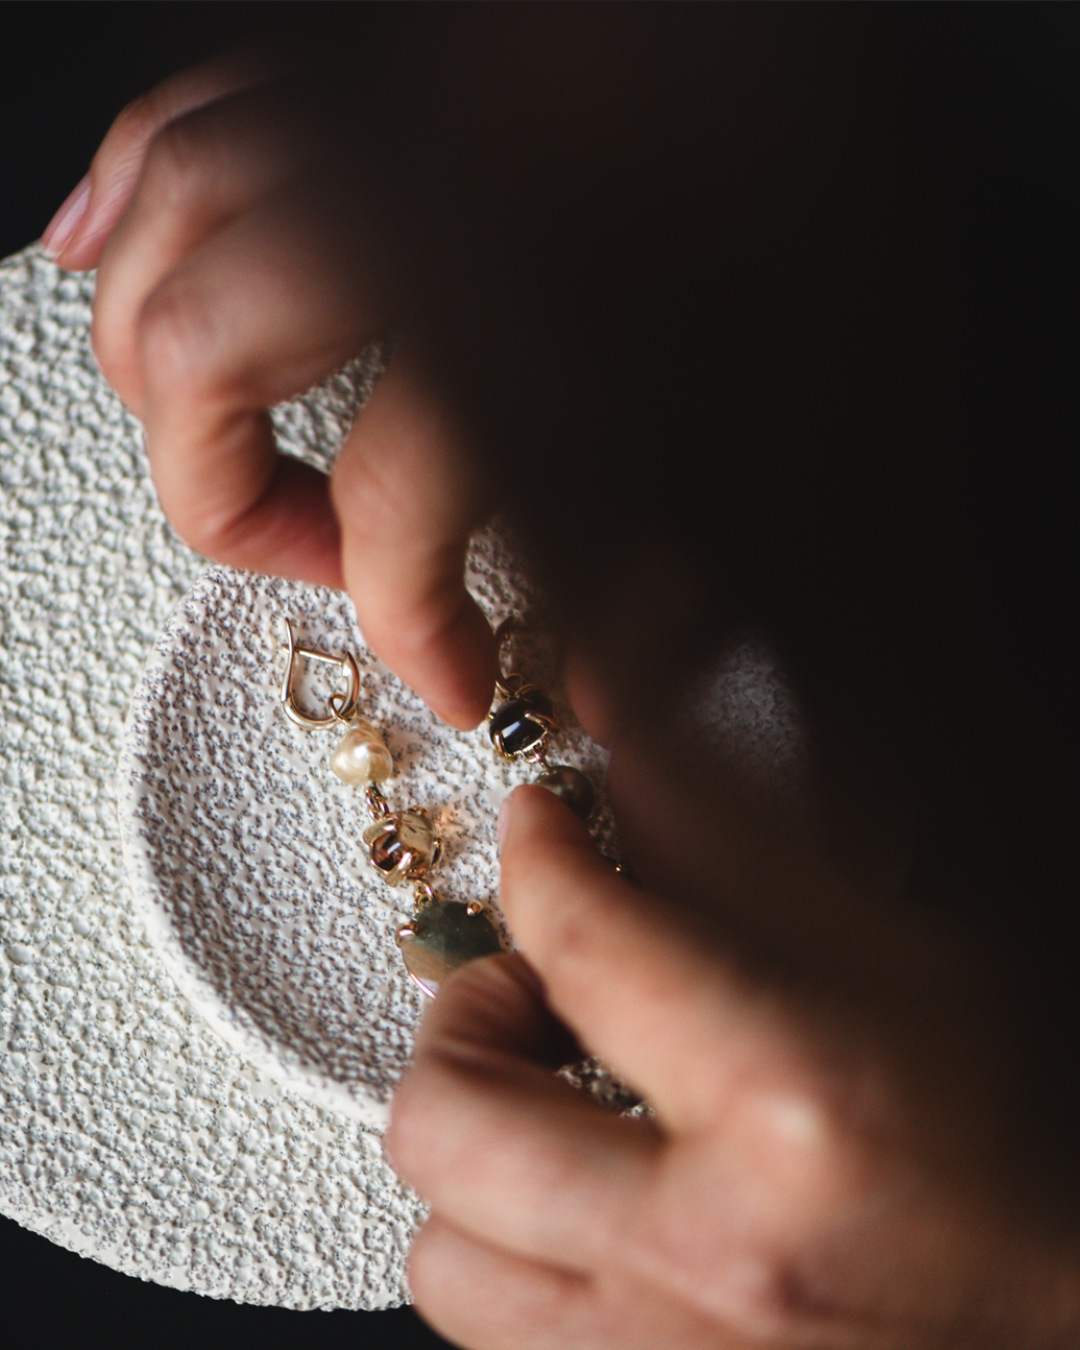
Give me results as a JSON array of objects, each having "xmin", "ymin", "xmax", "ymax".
[
  {"xmin": 2, "ymin": 4, "xmax": 295, "ymax": 261},
  {"xmin": 1, "ymin": 5, "xmax": 450, "ymax": 1346},
  {"xmin": 2, "ymin": 5, "xmax": 1075, "ymax": 1345}
]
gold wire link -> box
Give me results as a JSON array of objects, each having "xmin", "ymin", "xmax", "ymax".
[
  {"xmin": 364, "ymin": 784, "xmax": 390, "ymax": 820},
  {"xmin": 279, "ymin": 620, "xmax": 479, "ymax": 950},
  {"xmin": 493, "ymin": 616, "xmax": 524, "ymax": 702},
  {"xmin": 280, "ymin": 620, "xmax": 360, "ymax": 729},
  {"xmin": 523, "ymin": 742, "xmax": 550, "ymax": 770},
  {"xmin": 411, "ymin": 880, "xmax": 436, "ymax": 909}
]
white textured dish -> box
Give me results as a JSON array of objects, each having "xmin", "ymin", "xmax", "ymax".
[
  {"xmin": 0, "ymin": 247, "xmax": 423, "ymax": 1310},
  {"xmin": 117, "ymin": 555, "xmax": 609, "ymax": 1129},
  {"xmin": 0, "ymin": 244, "xmax": 808, "ymax": 1312}
]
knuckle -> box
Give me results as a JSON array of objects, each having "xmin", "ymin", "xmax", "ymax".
[
  {"xmin": 98, "ymin": 93, "xmax": 165, "ymax": 164},
  {"xmin": 638, "ymin": 1206, "xmax": 822, "ymax": 1341},
  {"xmin": 138, "ymin": 277, "xmax": 224, "ymax": 399},
  {"xmin": 634, "ymin": 1083, "xmax": 868, "ymax": 1338},
  {"xmin": 726, "ymin": 1077, "xmax": 865, "ymax": 1224},
  {"xmin": 707, "ymin": 1251, "xmax": 814, "ymax": 1340},
  {"xmin": 755, "ymin": 1085, "xmax": 849, "ymax": 1178},
  {"xmin": 139, "ymin": 111, "xmax": 218, "ymax": 213}
]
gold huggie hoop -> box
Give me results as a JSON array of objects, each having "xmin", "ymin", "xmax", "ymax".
[{"xmin": 280, "ymin": 620, "xmax": 361, "ymax": 730}]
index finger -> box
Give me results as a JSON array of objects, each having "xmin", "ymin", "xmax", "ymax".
[
  {"xmin": 331, "ymin": 357, "xmax": 498, "ymax": 729},
  {"xmin": 44, "ymin": 47, "xmax": 276, "ymax": 271}
]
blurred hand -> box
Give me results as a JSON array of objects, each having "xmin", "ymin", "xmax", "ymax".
[
  {"xmin": 387, "ymin": 777, "xmax": 1079, "ymax": 1350},
  {"xmin": 42, "ymin": 24, "xmax": 1076, "ymax": 1350},
  {"xmin": 44, "ymin": 56, "xmax": 496, "ymax": 729}
]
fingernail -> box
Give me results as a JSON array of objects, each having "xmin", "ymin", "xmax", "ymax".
[
  {"xmin": 497, "ymin": 788, "xmax": 517, "ymax": 851},
  {"xmin": 41, "ymin": 175, "xmax": 91, "ymax": 259}
]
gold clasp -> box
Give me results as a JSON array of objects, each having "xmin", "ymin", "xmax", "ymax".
[{"xmin": 280, "ymin": 620, "xmax": 360, "ymax": 730}]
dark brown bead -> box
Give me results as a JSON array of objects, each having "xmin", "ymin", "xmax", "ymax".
[
  {"xmin": 362, "ymin": 809, "xmax": 439, "ymax": 887},
  {"xmin": 370, "ymin": 836, "xmax": 403, "ymax": 873},
  {"xmin": 489, "ymin": 690, "xmax": 554, "ymax": 757}
]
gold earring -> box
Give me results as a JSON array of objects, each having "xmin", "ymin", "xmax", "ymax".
[
  {"xmin": 487, "ymin": 617, "xmax": 596, "ymax": 820},
  {"xmin": 280, "ymin": 620, "xmax": 502, "ymax": 998}
]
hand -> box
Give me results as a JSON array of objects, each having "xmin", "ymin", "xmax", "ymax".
[
  {"xmin": 44, "ymin": 55, "xmax": 497, "ymax": 729},
  {"xmin": 387, "ymin": 775, "xmax": 1079, "ymax": 1350}
]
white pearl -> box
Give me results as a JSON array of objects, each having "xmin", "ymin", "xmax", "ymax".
[{"xmin": 330, "ymin": 718, "xmax": 393, "ymax": 785}]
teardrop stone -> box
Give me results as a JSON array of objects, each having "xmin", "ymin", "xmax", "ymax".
[
  {"xmin": 396, "ymin": 900, "xmax": 503, "ymax": 998},
  {"xmin": 489, "ymin": 691, "xmax": 554, "ymax": 757}
]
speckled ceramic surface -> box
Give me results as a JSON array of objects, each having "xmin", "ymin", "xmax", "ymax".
[
  {"xmin": 0, "ymin": 246, "xmax": 423, "ymax": 1309},
  {"xmin": 0, "ymin": 244, "xmax": 808, "ymax": 1312},
  {"xmin": 116, "ymin": 547, "xmax": 609, "ymax": 1130}
]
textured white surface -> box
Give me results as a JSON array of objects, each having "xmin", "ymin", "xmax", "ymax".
[
  {"xmin": 117, "ymin": 549, "xmax": 607, "ymax": 1129},
  {"xmin": 0, "ymin": 246, "xmax": 422, "ymax": 1309},
  {"xmin": 0, "ymin": 244, "xmax": 807, "ymax": 1310}
]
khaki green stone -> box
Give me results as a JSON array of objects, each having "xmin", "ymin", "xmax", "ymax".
[
  {"xmin": 396, "ymin": 900, "xmax": 503, "ymax": 998},
  {"xmin": 535, "ymin": 764, "xmax": 595, "ymax": 819}
]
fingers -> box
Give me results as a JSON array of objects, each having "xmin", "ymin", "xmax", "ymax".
[
  {"xmin": 496, "ymin": 785, "xmax": 827, "ymax": 1136},
  {"xmin": 331, "ymin": 358, "xmax": 498, "ymax": 728},
  {"xmin": 110, "ymin": 191, "xmax": 375, "ymax": 588},
  {"xmin": 409, "ymin": 1218, "xmax": 734, "ymax": 1350},
  {"xmin": 83, "ymin": 60, "xmax": 498, "ymax": 723},
  {"xmin": 388, "ymin": 798, "xmax": 911, "ymax": 1347},
  {"xmin": 43, "ymin": 47, "xmax": 275, "ymax": 270},
  {"xmin": 387, "ymin": 953, "xmax": 661, "ymax": 1275},
  {"xmin": 409, "ymin": 1218, "xmax": 591, "ymax": 1350},
  {"xmin": 87, "ymin": 82, "xmax": 367, "ymax": 589},
  {"xmin": 93, "ymin": 85, "xmax": 313, "ymax": 417}
]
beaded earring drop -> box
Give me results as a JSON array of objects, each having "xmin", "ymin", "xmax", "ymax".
[
  {"xmin": 486, "ymin": 620, "xmax": 647, "ymax": 1119},
  {"xmin": 487, "ymin": 617, "xmax": 596, "ymax": 820},
  {"xmin": 280, "ymin": 621, "xmax": 502, "ymax": 998}
]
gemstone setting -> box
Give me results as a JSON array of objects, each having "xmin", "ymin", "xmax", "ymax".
[
  {"xmin": 488, "ymin": 689, "xmax": 556, "ymax": 760},
  {"xmin": 361, "ymin": 808, "xmax": 442, "ymax": 887}
]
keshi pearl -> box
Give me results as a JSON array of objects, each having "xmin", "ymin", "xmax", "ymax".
[
  {"xmin": 330, "ymin": 718, "xmax": 393, "ymax": 785},
  {"xmin": 535, "ymin": 765, "xmax": 595, "ymax": 819}
]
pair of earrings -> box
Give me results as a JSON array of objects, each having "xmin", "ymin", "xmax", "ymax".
[{"xmin": 280, "ymin": 617, "xmax": 594, "ymax": 998}]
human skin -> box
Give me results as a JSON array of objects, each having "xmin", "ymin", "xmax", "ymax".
[
  {"xmin": 45, "ymin": 16, "xmax": 1079, "ymax": 1347},
  {"xmin": 47, "ymin": 51, "xmax": 497, "ymax": 732}
]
